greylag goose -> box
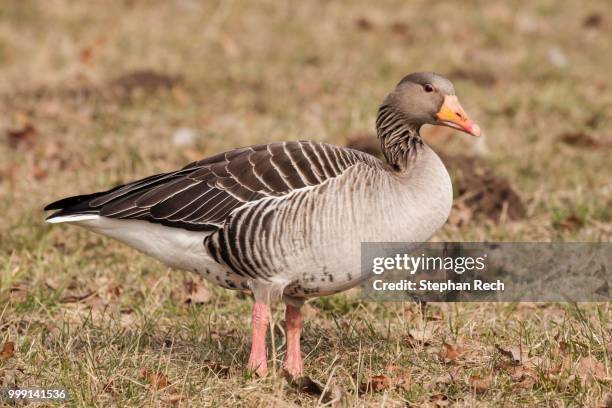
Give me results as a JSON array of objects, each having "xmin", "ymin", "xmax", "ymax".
[{"xmin": 45, "ymin": 72, "xmax": 480, "ymax": 377}]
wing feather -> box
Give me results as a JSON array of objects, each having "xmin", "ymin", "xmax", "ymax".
[{"xmin": 46, "ymin": 141, "xmax": 382, "ymax": 230}]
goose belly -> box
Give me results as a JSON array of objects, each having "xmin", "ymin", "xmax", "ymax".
[{"xmin": 67, "ymin": 216, "xmax": 241, "ymax": 288}]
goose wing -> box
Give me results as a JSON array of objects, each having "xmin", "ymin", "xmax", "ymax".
[{"xmin": 45, "ymin": 141, "xmax": 380, "ymax": 231}]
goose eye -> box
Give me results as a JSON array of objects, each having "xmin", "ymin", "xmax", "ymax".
[{"xmin": 424, "ymin": 84, "xmax": 434, "ymax": 93}]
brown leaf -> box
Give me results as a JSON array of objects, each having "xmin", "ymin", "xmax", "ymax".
[
  {"xmin": 161, "ymin": 393, "xmax": 188, "ymax": 404},
  {"xmin": 79, "ymin": 47, "xmax": 93, "ymax": 65},
  {"xmin": 469, "ymin": 374, "xmax": 491, "ymax": 393},
  {"xmin": 0, "ymin": 341, "xmax": 15, "ymax": 361},
  {"xmin": 389, "ymin": 21, "xmax": 409, "ymax": 36},
  {"xmin": 429, "ymin": 394, "xmax": 450, "ymax": 407},
  {"xmin": 354, "ymin": 17, "xmax": 374, "ymax": 31},
  {"xmin": 360, "ymin": 374, "xmax": 392, "ymax": 393},
  {"xmin": 583, "ymin": 12, "xmax": 603, "ymax": 28},
  {"xmin": 6, "ymin": 124, "xmax": 36, "ymax": 150},
  {"xmin": 576, "ymin": 356, "xmax": 606, "ymax": 382},
  {"xmin": 560, "ymin": 131, "xmax": 603, "ymax": 148},
  {"xmin": 139, "ymin": 368, "xmax": 169, "ymax": 390},
  {"xmin": 557, "ymin": 214, "xmax": 584, "ymax": 231},
  {"xmin": 439, "ymin": 342, "xmax": 467, "ymax": 364}
]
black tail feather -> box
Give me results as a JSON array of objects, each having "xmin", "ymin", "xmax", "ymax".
[{"xmin": 44, "ymin": 191, "xmax": 110, "ymax": 211}]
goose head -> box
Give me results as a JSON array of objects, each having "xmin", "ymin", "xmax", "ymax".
[{"xmin": 383, "ymin": 72, "xmax": 481, "ymax": 137}]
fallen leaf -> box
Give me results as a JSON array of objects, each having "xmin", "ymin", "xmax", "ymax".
[
  {"xmin": 6, "ymin": 124, "xmax": 36, "ymax": 150},
  {"xmin": 557, "ymin": 214, "xmax": 584, "ymax": 231},
  {"xmin": 389, "ymin": 21, "xmax": 409, "ymax": 36},
  {"xmin": 469, "ymin": 374, "xmax": 491, "ymax": 393},
  {"xmin": 0, "ymin": 341, "xmax": 15, "ymax": 361},
  {"xmin": 582, "ymin": 12, "xmax": 603, "ymax": 29},
  {"xmin": 139, "ymin": 368, "xmax": 169, "ymax": 390},
  {"xmin": 354, "ymin": 17, "xmax": 374, "ymax": 31},
  {"xmin": 360, "ymin": 374, "xmax": 392, "ymax": 393},
  {"xmin": 576, "ymin": 356, "xmax": 606, "ymax": 382},
  {"xmin": 439, "ymin": 342, "xmax": 467, "ymax": 364},
  {"xmin": 161, "ymin": 393, "xmax": 188, "ymax": 404},
  {"xmin": 429, "ymin": 394, "xmax": 450, "ymax": 407},
  {"xmin": 79, "ymin": 47, "xmax": 93, "ymax": 65},
  {"xmin": 560, "ymin": 131, "xmax": 603, "ymax": 148}
]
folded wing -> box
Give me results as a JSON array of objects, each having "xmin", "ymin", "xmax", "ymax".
[{"xmin": 45, "ymin": 141, "xmax": 375, "ymax": 231}]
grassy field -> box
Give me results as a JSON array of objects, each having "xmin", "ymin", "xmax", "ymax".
[{"xmin": 1, "ymin": 0, "xmax": 611, "ymax": 406}]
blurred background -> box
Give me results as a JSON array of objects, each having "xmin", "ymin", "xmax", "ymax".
[{"xmin": 0, "ymin": 1, "xmax": 610, "ymax": 406}]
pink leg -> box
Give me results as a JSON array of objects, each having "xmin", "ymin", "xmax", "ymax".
[
  {"xmin": 247, "ymin": 301, "xmax": 270, "ymax": 377},
  {"xmin": 283, "ymin": 304, "xmax": 303, "ymax": 377}
]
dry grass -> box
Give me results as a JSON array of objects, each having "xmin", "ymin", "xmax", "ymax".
[{"xmin": 0, "ymin": 0, "xmax": 611, "ymax": 406}]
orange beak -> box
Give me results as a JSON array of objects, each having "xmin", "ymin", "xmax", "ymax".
[{"xmin": 435, "ymin": 95, "xmax": 481, "ymax": 137}]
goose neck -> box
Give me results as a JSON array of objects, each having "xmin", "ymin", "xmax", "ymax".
[{"xmin": 375, "ymin": 105, "xmax": 423, "ymax": 171}]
